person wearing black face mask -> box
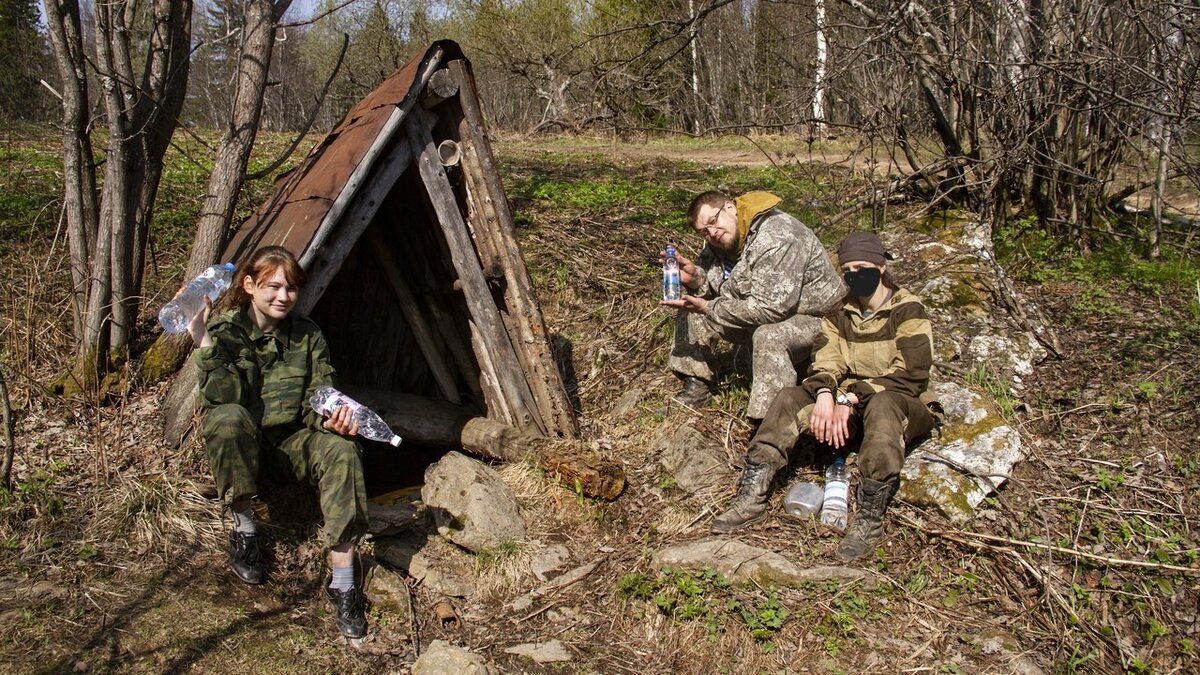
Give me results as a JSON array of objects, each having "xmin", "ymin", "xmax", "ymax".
[{"xmin": 712, "ymin": 232, "xmax": 936, "ymax": 563}]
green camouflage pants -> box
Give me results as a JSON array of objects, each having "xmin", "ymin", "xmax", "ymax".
[
  {"xmin": 669, "ymin": 310, "xmax": 823, "ymax": 419},
  {"xmin": 747, "ymin": 388, "xmax": 934, "ymax": 482},
  {"xmin": 203, "ymin": 403, "xmax": 369, "ymax": 547}
]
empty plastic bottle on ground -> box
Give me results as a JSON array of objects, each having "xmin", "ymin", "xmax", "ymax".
[
  {"xmin": 784, "ymin": 481, "xmax": 824, "ymax": 518},
  {"xmin": 821, "ymin": 457, "xmax": 849, "ymax": 530},
  {"xmin": 159, "ymin": 262, "xmax": 236, "ymax": 334},
  {"xmin": 309, "ymin": 385, "xmax": 403, "ymax": 447},
  {"xmin": 662, "ymin": 243, "xmax": 681, "ymax": 301}
]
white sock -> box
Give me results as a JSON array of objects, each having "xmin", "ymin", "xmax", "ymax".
[
  {"xmin": 330, "ymin": 564, "xmax": 354, "ymax": 592},
  {"xmin": 232, "ymin": 508, "xmax": 257, "ymax": 535}
]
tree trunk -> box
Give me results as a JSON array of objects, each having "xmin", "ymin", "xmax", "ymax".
[
  {"xmin": 46, "ymin": 0, "xmax": 193, "ymax": 395},
  {"xmin": 41, "ymin": 0, "xmax": 97, "ymax": 340},
  {"xmin": 812, "ymin": 0, "xmax": 828, "ymax": 136},
  {"xmin": 143, "ymin": 0, "xmax": 291, "ymax": 384}
]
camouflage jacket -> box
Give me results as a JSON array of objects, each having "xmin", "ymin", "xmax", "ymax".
[
  {"xmin": 694, "ymin": 205, "xmax": 842, "ymax": 332},
  {"xmin": 194, "ymin": 307, "xmax": 336, "ymax": 432},
  {"xmin": 801, "ymin": 288, "xmax": 933, "ymax": 403}
]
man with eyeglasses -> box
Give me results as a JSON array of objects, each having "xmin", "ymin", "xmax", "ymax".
[{"xmin": 660, "ymin": 190, "xmax": 842, "ymax": 426}]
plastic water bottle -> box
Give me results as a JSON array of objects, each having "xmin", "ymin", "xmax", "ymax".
[
  {"xmin": 784, "ymin": 481, "xmax": 824, "ymax": 518},
  {"xmin": 662, "ymin": 243, "xmax": 682, "ymax": 301},
  {"xmin": 159, "ymin": 263, "xmax": 236, "ymax": 334},
  {"xmin": 821, "ymin": 457, "xmax": 849, "ymax": 530},
  {"xmin": 309, "ymin": 385, "xmax": 403, "ymax": 447}
]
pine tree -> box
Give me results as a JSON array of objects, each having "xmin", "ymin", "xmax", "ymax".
[{"xmin": 0, "ymin": 0, "xmax": 48, "ymax": 121}]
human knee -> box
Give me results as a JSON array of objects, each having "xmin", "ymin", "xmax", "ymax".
[
  {"xmin": 751, "ymin": 322, "xmax": 788, "ymax": 352},
  {"xmin": 202, "ymin": 404, "xmax": 258, "ymax": 445}
]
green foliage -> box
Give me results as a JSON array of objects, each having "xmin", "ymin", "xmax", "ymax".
[
  {"xmin": 965, "ymin": 363, "xmax": 1018, "ymax": 419},
  {"xmin": 615, "ymin": 567, "xmax": 788, "ymax": 643}
]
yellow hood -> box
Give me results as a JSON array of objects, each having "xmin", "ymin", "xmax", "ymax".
[{"xmin": 732, "ymin": 191, "xmax": 783, "ymax": 257}]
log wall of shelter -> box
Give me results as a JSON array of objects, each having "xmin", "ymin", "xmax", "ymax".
[{"xmin": 162, "ymin": 45, "xmax": 581, "ymax": 451}]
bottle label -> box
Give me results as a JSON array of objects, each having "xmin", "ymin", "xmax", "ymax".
[{"xmin": 318, "ymin": 393, "xmax": 361, "ymax": 416}]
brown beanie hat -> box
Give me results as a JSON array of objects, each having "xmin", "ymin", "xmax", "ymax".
[{"xmin": 836, "ymin": 231, "xmax": 891, "ymax": 266}]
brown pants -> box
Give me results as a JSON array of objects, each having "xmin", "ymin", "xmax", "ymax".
[{"xmin": 747, "ymin": 387, "xmax": 934, "ymax": 482}]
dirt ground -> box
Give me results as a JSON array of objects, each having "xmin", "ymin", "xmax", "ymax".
[{"xmin": 0, "ymin": 139, "xmax": 1197, "ymax": 674}]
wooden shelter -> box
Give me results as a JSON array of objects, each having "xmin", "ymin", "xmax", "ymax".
[{"xmin": 164, "ymin": 41, "xmax": 623, "ymax": 497}]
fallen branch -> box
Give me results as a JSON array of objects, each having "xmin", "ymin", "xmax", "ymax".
[{"xmin": 922, "ymin": 523, "xmax": 1200, "ymax": 575}]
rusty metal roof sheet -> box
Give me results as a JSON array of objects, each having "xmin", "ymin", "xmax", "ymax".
[{"xmin": 222, "ymin": 40, "xmax": 465, "ymax": 263}]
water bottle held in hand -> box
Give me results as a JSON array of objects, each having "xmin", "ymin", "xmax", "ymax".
[
  {"xmin": 821, "ymin": 456, "xmax": 849, "ymax": 530},
  {"xmin": 309, "ymin": 385, "xmax": 403, "ymax": 447},
  {"xmin": 159, "ymin": 262, "xmax": 236, "ymax": 334},
  {"xmin": 662, "ymin": 242, "xmax": 682, "ymax": 301}
]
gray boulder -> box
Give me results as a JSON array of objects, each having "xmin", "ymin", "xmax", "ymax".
[
  {"xmin": 653, "ymin": 421, "xmax": 732, "ymax": 494},
  {"xmin": 900, "ymin": 381, "xmax": 1023, "ymax": 521},
  {"xmin": 652, "ymin": 538, "xmax": 870, "ymax": 588},
  {"xmin": 411, "ymin": 640, "xmax": 497, "ymax": 675},
  {"xmin": 422, "ymin": 451, "xmax": 526, "ymax": 553}
]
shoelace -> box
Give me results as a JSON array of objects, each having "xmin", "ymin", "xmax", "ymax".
[{"xmin": 232, "ymin": 533, "xmax": 261, "ymax": 564}]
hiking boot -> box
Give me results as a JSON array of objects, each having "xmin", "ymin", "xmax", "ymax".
[
  {"xmin": 325, "ymin": 582, "xmax": 367, "ymax": 639},
  {"xmin": 228, "ymin": 530, "xmax": 265, "ymax": 585},
  {"xmin": 711, "ymin": 458, "xmax": 777, "ymax": 533},
  {"xmin": 836, "ymin": 476, "xmax": 899, "ymax": 561},
  {"xmin": 674, "ymin": 376, "xmax": 714, "ymax": 408}
]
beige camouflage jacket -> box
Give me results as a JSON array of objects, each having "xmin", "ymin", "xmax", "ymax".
[{"xmin": 693, "ymin": 195, "xmax": 842, "ymax": 332}]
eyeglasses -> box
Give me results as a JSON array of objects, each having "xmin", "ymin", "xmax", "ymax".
[{"xmin": 697, "ymin": 209, "xmax": 723, "ymax": 237}]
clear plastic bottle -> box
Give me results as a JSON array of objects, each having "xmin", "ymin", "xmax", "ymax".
[
  {"xmin": 309, "ymin": 385, "xmax": 403, "ymax": 447},
  {"xmin": 820, "ymin": 457, "xmax": 849, "ymax": 530},
  {"xmin": 159, "ymin": 262, "xmax": 237, "ymax": 334},
  {"xmin": 784, "ymin": 481, "xmax": 824, "ymax": 518},
  {"xmin": 662, "ymin": 243, "xmax": 682, "ymax": 301}
]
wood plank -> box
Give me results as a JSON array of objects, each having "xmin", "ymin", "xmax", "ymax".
[
  {"xmin": 300, "ymin": 45, "xmax": 444, "ymax": 271},
  {"xmin": 447, "ymin": 60, "xmax": 578, "ymax": 437},
  {"xmin": 404, "ymin": 107, "xmax": 546, "ymax": 435},
  {"xmin": 296, "ymin": 136, "xmax": 412, "ymax": 316},
  {"xmin": 365, "ymin": 227, "xmax": 462, "ymax": 404}
]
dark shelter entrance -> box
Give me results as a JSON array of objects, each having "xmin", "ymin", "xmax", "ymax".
[{"xmin": 163, "ymin": 41, "xmax": 623, "ymax": 501}]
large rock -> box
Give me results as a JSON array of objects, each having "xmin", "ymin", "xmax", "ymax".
[
  {"xmin": 374, "ymin": 533, "xmax": 476, "ymax": 598},
  {"xmin": 411, "ymin": 640, "xmax": 497, "ymax": 675},
  {"xmin": 422, "ymin": 451, "xmax": 526, "ymax": 553},
  {"xmin": 652, "ymin": 538, "xmax": 871, "ymax": 588},
  {"xmin": 899, "ymin": 381, "xmax": 1023, "ymax": 521},
  {"xmin": 653, "ymin": 421, "xmax": 731, "ymax": 494}
]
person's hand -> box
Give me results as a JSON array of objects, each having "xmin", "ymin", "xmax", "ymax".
[
  {"xmin": 660, "ymin": 250, "xmax": 701, "ymax": 290},
  {"xmin": 187, "ymin": 296, "xmax": 213, "ymax": 348},
  {"xmin": 659, "ymin": 294, "xmax": 708, "ymax": 313},
  {"xmin": 324, "ymin": 404, "xmax": 360, "ymax": 437},
  {"xmin": 810, "ymin": 391, "xmax": 849, "ymax": 448}
]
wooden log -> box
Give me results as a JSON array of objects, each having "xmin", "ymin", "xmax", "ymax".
[
  {"xmin": 446, "ymin": 60, "xmax": 578, "ymax": 438},
  {"xmin": 460, "ymin": 417, "xmax": 624, "ymax": 501},
  {"xmin": 421, "ymin": 68, "xmax": 458, "ymax": 108},
  {"xmin": 341, "ymin": 384, "xmax": 472, "ymax": 447},
  {"xmin": 343, "ymin": 385, "xmax": 624, "ymax": 500},
  {"xmin": 365, "ymin": 228, "xmax": 462, "ymax": 404},
  {"xmin": 404, "ymin": 107, "xmax": 545, "ymax": 435}
]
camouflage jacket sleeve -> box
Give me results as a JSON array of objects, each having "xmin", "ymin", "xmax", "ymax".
[
  {"xmin": 691, "ymin": 246, "xmax": 723, "ymax": 298},
  {"xmin": 801, "ymin": 316, "xmax": 849, "ymax": 398},
  {"xmin": 706, "ymin": 213, "xmax": 839, "ymax": 330},
  {"xmin": 300, "ymin": 325, "xmax": 338, "ymax": 432},
  {"xmin": 193, "ymin": 315, "xmax": 250, "ymax": 410}
]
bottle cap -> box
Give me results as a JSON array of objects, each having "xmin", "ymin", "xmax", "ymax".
[{"xmin": 221, "ymin": 262, "xmax": 235, "ymax": 272}]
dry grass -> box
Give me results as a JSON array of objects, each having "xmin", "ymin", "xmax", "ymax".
[{"xmin": 0, "ymin": 132, "xmax": 1197, "ymax": 672}]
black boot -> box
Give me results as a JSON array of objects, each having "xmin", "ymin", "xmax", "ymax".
[
  {"xmin": 228, "ymin": 530, "xmax": 265, "ymax": 585},
  {"xmin": 711, "ymin": 459, "xmax": 776, "ymax": 533},
  {"xmin": 674, "ymin": 376, "xmax": 714, "ymax": 408},
  {"xmin": 836, "ymin": 477, "xmax": 898, "ymax": 561},
  {"xmin": 325, "ymin": 581, "xmax": 368, "ymax": 639}
]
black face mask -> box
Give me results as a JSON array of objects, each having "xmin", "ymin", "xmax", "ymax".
[{"xmin": 843, "ymin": 267, "xmax": 882, "ymax": 297}]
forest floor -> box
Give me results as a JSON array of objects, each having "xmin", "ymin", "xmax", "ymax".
[{"xmin": 0, "ymin": 127, "xmax": 1198, "ymax": 674}]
